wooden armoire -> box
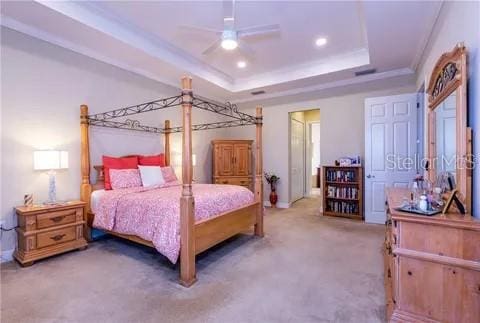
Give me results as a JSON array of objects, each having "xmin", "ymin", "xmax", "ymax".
[{"xmin": 212, "ymin": 140, "xmax": 253, "ymax": 190}]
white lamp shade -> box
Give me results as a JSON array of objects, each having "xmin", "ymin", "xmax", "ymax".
[{"xmin": 34, "ymin": 150, "xmax": 68, "ymax": 170}]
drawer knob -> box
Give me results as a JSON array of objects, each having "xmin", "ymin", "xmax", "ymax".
[
  {"xmin": 407, "ymin": 271, "xmax": 412, "ymax": 276},
  {"xmin": 50, "ymin": 216, "xmax": 65, "ymax": 223},
  {"xmin": 223, "ymin": 181, "xmax": 228, "ymax": 184},
  {"xmin": 50, "ymin": 234, "xmax": 66, "ymax": 242}
]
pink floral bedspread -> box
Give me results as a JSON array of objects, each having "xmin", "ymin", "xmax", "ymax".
[{"xmin": 92, "ymin": 184, "xmax": 255, "ymax": 263}]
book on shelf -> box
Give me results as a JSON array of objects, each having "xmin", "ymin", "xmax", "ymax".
[
  {"xmin": 326, "ymin": 169, "xmax": 356, "ymax": 182},
  {"xmin": 326, "ymin": 200, "xmax": 359, "ymax": 214},
  {"xmin": 326, "ymin": 186, "xmax": 358, "ymax": 199}
]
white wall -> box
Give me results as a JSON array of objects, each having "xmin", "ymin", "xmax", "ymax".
[
  {"xmin": 0, "ymin": 28, "xmax": 228, "ymax": 253},
  {"xmin": 234, "ymin": 84, "xmax": 416, "ymax": 206},
  {"xmin": 415, "ymin": 1, "xmax": 480, "ymax": 217}
]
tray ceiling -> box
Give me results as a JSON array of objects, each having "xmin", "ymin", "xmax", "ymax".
[{"xmin": 1, "ymin": 1, "xmax": 442, "ymax": 103}]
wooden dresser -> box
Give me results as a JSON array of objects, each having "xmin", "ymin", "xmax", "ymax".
[
  {"xmin": 384, "ymin": 188, "xmax": 480, "ymax": 322},
  {"xmin": 212, "ymin": 140, "xmax": 253, "ymax": 190},
  {"xmin": 14, "ymin": 201, "xmax": 87, "ymax": 266}
]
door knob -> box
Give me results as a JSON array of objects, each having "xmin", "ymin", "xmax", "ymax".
[{"xmin": 367, "ymin": 174, "xmax": 375, "ymax": 179}]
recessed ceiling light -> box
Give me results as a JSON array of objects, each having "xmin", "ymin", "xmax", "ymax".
[
  {"xmin": 237, "ymin": 61, "xmax": 247, "ymax": 68},
  {"xmin": 315, "ymin": 37, "xmax": 327, "ymax": 47}
]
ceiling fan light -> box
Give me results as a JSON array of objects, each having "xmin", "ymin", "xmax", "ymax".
[{"xmin": 221, "ymin": 39, "xmax": 238, "ymax": 50}]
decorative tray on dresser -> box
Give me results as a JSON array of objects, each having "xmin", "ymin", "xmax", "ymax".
[
  {"xmin": 14, "ymin": 201, "xmax": 88, "ymax": 266},
  {"xmin": 384, "ymin": 188, "xmax": 480, "ymax": 322}
]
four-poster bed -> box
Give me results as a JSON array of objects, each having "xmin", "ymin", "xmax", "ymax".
[{"xmin": 80, "ymin": 76, "xmax": 264, "ymax": 287}]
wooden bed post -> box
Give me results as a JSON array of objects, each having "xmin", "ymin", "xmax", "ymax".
[
  {"xmin": 254, "ymin": 106, "xmax": 264, "ymax": 237},
  {"xmin": 164, "ymin": 120, "xmax": 171, "ymax": 166},
  {"xmin": 80, "ymin": 105, "xmax": 93, "ymax": 241},
  {"xmin": 179, "ymin": 76, "xmax": 196, "ymax": 287}
]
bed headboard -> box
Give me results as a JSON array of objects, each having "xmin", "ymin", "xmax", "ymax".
[
  {"xmin": 91, "ymin": 152, "xmax": 170, "ymax": 191},
  {"xmin": 80, "ymin": 104, "xmax": 172, "ymax": 208}
]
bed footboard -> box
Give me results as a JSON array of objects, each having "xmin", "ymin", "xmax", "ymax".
[{"xmin": 194, "ymin": 202, "xmax": 259, "ymax": 254}]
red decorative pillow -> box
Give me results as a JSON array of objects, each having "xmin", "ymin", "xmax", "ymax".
[
  {"xmin": 103, "ymin": 156, "xmax": 138, "ymax": 190},
  {"xmin": 138, "ymin": 154, "xmax": 165, "ymax": 167}
]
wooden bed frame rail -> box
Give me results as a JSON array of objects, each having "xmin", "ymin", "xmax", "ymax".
[{"xmin": 80, "ymin": 76, "xmax": 263, "ymax": 287}]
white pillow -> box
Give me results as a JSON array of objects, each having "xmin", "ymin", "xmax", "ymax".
[{"xmin": 138, "ymin": 165, "xmax": 165, "ymax": 187}]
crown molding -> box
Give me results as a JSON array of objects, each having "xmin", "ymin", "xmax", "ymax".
[
  {"xmin": 34, "ymin": 0, "xmax": 234, "ymax": 88},
  {"xmin": 410, "ymin": 1, "xmax": 444, "ymax": 71},
  {"xmin": 30, "ymin": 0, "xmax": 371, "ymax": 93},
  {"xmin": 3, "ymin": 1, "xmax": 423, "ymax": 103},
  {"xmin": 1, "ymin": 15, "xmax": 230, "ymax": 103},
  {"xmin": 231, "ymin": 68, "xmax": 415, "ymax": 104},
  {"xmin": 0, "ymin": 16, "xmax": 179, "ymax": 90},
  {"xmin": 232, "ymin": 48, "xmax": 370, "ymax": 91}
]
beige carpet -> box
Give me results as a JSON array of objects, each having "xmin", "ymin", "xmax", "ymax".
[{"xmin": 1, "ymin": 198, "xmax": 386, "ymax": 323}]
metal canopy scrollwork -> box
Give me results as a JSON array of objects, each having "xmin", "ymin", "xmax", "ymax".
[
  {"xmin": 88, "ymin": 95, "xmax": 183, "ymax": 121},
  {"xmin": 169, "ymin": 119, "xmax": 255, "ymax": 133},
  {"xmin": 87, "ymin": 92, "xmax": 257, "ymax": 134},
  {"xmin": 192, "ymin": 96, "xmax": 256, "ymax": 123},
  {"xmin": 88, "ymin": 119, "xmax": 164, "ymax": 134}
]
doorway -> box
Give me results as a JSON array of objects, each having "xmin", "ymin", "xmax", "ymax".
[
  {"xmin": 364, "ymin": 93, "xmax": 418, "ymax": 223},
  {"xmin": 289, "ymin": 109, "xmax": 320, "ymax": 204},
  {"xmin": 309, "ymin": 122, "xmax": 321, "ymax": 197}
]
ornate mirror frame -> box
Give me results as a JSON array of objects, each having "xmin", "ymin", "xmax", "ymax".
[{"xmin": 427, "ymin": 43, "xmax": 472, "ymax": 211}]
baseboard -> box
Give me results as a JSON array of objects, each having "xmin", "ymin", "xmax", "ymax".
[
  {"xmin": 1, "ymin": 249, "xmax": 14, "ymax": 263},
  {"xmin": 263, "ymin": 200, "xmax": 291, "ymax": 208}
]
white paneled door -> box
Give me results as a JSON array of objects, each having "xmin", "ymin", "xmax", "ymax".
[
  {"xmin": 290, "ymin": 117, "xmax": 305, "ymax": 203},
  {"xmin": 365, "ymin": 94, "xmax": 418, "ymax": 224}
]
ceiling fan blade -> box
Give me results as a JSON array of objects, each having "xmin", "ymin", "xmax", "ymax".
[
  {"xmin": 179, "ymin": 25, "xmax": 222, "ymax": 35},
  {"xmin": 237, "ymin": 24, "xmax": 280, "ymax": 38},
  {"xmin": 202, "ymin": 39, "xmax": 222, "ymax": 55},
  {"xmin": 237, "ymin": 40, "xmax": 255, "ymax": 59}
]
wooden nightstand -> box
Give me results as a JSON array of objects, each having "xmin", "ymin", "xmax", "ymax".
[{"xmin": 14, "ymin": 201, "xmax": 88, "ymax": 266}]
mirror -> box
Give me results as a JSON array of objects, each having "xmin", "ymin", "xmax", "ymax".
[
  {"xmin": 435, "ymin": 92, "xmax": 456, "ymax": 178},
  {"xmin": 427, "ymin": 43, "xmax": 472, "ymax": 212}
]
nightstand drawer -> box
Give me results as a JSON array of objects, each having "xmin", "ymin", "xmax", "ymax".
[
  {"xmin": 37, "ymin": 209, "xmax": 79, "ymax": 229},
  {"xmin": 37, "ymin": 226, "xmax": 76, "ymax": 249}
]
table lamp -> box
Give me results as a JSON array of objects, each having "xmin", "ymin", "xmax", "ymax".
[{"xmin": 33, "ymin": 150, "xmax": 68, "ymax": 204}]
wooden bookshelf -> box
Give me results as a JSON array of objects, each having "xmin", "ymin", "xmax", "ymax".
[{"xmin": 322, "ymin": 165, "xmax": 364, "ymax": 220}]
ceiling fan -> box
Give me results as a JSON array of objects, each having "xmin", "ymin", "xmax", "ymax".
[{"xmin": 179, "ymin": 0, "xmax": 280, "ymax": 57}]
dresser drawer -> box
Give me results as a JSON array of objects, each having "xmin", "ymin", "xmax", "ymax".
[
  {"xmin": 37, "ymin": 226, "xmax": 77, "ymax": 249},
  {"xmin": 215, "ymin": 177, "xmax": 251, "ymax": 186},
  {"xmin": 37, "ymin": 208, "xmax": 80, "ymax": 229},
  {"xmin": 400, "ymin": 222, "xmax": 480, "ymax": 261}
]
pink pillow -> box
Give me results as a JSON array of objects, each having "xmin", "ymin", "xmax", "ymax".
[
  {"xmin": 161, "ymin": 166, "xmax": 178, "ymax": 183},
  {"xmin": 102, "ymin": 155, "xmax": 138, "ymax": 190},
  {"xmin": 110, "ymin": 169, "xmax": 142, "ymax": 189}
]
